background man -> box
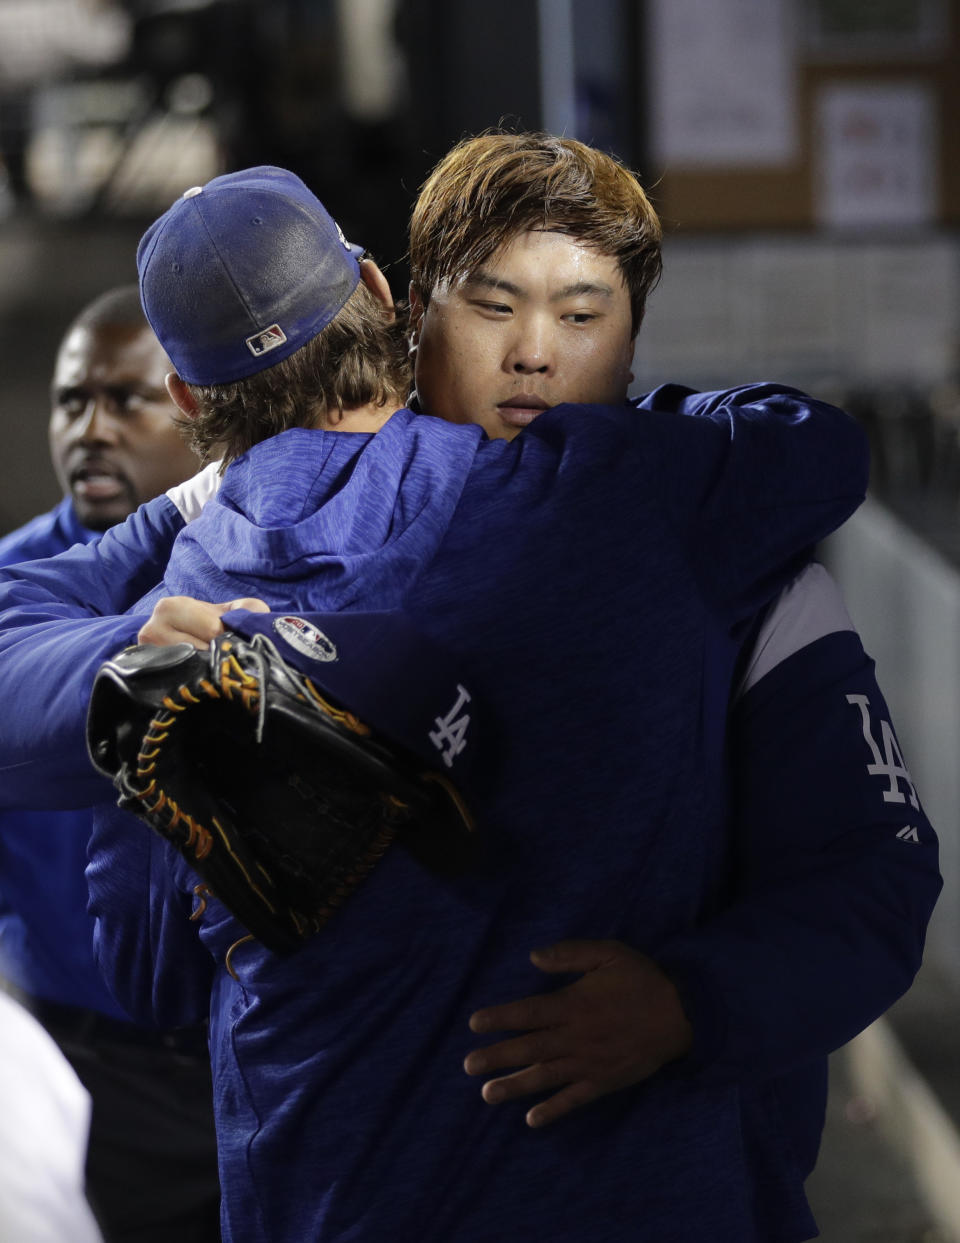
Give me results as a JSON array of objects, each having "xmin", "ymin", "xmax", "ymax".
[
  {"xmin": 0, "ymin": 286, "xmax": 218, "ymax": 1243},
  {"xmin": 1, "ymin": 285, "xmax": 199, "ymax": 551}
]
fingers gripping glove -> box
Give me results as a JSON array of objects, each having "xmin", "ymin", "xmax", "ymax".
[{"xmin": 87, "ymin": 614, "xmax": 477, "ymax": 955}]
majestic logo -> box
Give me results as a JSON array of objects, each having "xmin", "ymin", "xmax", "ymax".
[
  {"xmin": 896, "ymin": 825, "xmax": 921, "ymax": 844},
  {"xmin": 429, "ymin": 684, "xmax": 472, "ymax": 769},
  {"xmin": 246, "ymin": 324, "xmax": 288, "ymax": 358},
  {"xmin": 273, "ymin": 616, "xmax": 338, "ymax": 662}
]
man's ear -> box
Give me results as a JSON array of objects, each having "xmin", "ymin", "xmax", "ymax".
[
  {"xmin": 359, "ymin": 258, "xmax": 394, "ymax": 316},
  {"xmin": 165, "ymin": 373, "xmax": 198, "ymax": 418}
]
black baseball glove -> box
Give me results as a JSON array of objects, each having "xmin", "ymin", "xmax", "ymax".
[{"xmin": 87, "ymin": 628, "xmax": 475, "ymax": 954}]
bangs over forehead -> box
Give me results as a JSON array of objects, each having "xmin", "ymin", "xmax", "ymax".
[{"xmin": 409, "ymin": 132, "xmax": 663, "ymax": 333}]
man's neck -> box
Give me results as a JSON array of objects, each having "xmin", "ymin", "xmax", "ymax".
[{"xmin": 318, "ymin": 392, "xmax": 405, "ymax": 434}]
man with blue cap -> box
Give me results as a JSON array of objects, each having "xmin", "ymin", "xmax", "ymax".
[{"xmin": 0, "ymin": 149, "xmax": 939, "ymax": 1243}]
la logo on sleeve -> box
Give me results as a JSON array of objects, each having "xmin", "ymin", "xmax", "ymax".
[
  {"xmin": 846, "ymin": 693, "xmax": 919, "ymax": 810},
  {"xmin": 429, "ymin": 685, "xmax": 472, "ymax": 769}
]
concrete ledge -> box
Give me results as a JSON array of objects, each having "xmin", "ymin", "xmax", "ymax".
[
  {"xmin": 823, "ymin": 504, "xmax": 960, "ymax": 988},
  {"xmin": 845, "ymin": 1017, "xmax": 960, "ymax": 1241}
]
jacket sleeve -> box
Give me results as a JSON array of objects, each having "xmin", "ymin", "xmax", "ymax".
[
  {"xmin": 87, "ymin": 802, "xmax": 214, "ymax": 1029},
  {"xmin": 657, "ymin": 564, "xmax": 941, "ymax": 1084},
  {"xmin": 0, "ymin": 496, "xmax": 185, "ymax": 810},
  {"xmin": 0, "ymin": 492, "xmax": 185, "ymax": 614},
  {"xmin": 633, "ymin": 383, "xmax": 870, "ymax": 626}
]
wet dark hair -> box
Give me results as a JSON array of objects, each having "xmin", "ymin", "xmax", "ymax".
[{"xmin": 409, "ymin": 131, "xmax": 663, "ymax": 336}]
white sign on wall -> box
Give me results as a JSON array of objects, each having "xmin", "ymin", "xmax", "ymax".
[
  {"xmin": 646, "ymin": 0, "xmax": 797, "ymax": 168},
  {"xmin": 816, "ymin": 81, "xmax": 938, "ymax": 228}
]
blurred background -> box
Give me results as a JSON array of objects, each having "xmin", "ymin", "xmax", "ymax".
[
  {"xmin": 1, "ymin": 0, "xmax": 959, "ymax": 532},
  {"xmin": 0, "ymin": 1, "xmax": 959, "ymax": 1237}
]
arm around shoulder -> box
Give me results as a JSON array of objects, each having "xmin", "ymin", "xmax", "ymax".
[
  {"xmin": 634, "ymin": 384, "xmax": 870, "ymax": 623},
  {"xmin": 0, "ymin": 497, "xmax": 190, "ymax": 809}
]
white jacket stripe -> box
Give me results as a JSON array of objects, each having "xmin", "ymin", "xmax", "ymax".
[{"xmin": 738, "ymin": 563, "xmax": 855, "ymax": 697}]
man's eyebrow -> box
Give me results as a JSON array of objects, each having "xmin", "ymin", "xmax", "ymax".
[
  {"xmin": 552, "ymin": 281, "xmax": 615, "ymax": 300},
  {"xmin": 461, "ymin": 270, "xmax": 524, "ymax": 297},
  {"xmin": 460, "ymin": 271, "xmax": 616, "ymax": 301}
]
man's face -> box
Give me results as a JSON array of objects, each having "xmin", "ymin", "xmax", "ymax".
[
  {"xmin": 49, "ymin": 321, "xmax": 199, "ymax": 530},
  {"xmin": 412, "ymin": 230, "xmax": 636, "ymax": 440}
]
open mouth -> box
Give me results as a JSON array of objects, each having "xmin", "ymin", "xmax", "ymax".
[{"xmin": 70, "ymin": 461, "xmax": 126, "ymax": 501}]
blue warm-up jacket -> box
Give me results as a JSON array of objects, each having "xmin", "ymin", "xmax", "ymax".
[
  {"xmin": 0, "ymin": 389, "xmax": 940, "ymax": 1243},
  {"xmin": 0, "ymin": 498, "xmax": 130, "ymax": 1014}
]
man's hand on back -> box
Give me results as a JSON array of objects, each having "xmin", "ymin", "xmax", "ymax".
[
  {"xmin": 137, "ymin": 595, "xmax": 270, "ymax": 649},
  {"xmin": 464, "ymin": 939, "xmax": 693, "ymax": 1128}
]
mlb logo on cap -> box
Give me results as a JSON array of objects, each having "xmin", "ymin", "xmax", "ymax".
[{"xmin": 246, "ymin": 324, "xmax": 288, "ymax": 358}]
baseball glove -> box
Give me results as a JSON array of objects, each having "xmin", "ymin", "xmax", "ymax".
[{"xmin": 87, "ymin": 627, "xmax": 475, "ymax": 955}]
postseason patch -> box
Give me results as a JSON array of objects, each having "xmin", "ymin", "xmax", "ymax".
[
  {"xmin": 273, "ymin": 616, "xmax": 338, "ymax": 662},
  {"xmin": 246, "ymin": 323, "xmax": 287, "ymax": 358}
]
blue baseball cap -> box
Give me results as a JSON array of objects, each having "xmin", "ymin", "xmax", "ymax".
[{"xmin": 137, "ymin": 165, "xmax": 364, "ymax": 386}]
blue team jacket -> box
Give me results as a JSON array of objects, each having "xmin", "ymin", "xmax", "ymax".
[
  {"xmin": 0, "ymin": 390, "xmax": 940, "ymax": 1242},
  {"xmin": 0, "ymin": 498, "xmax": 132, "ymax": 1013}
]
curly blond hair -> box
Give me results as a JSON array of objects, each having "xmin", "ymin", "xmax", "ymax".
[{"xmin": 182, "ymin": 281, "xmax": 410, "ymax": 464}]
